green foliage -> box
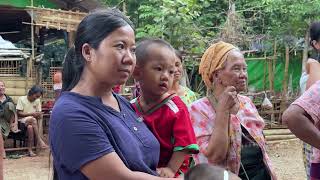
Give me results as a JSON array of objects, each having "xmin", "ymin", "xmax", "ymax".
[{"xmin": 101, "ymin": 0, "xmax": 320, "ymax": 93}]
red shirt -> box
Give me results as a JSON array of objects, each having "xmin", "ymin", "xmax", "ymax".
[{"xmin": 132, "ymin": 94, "xmax": 199, "ymax": 175}]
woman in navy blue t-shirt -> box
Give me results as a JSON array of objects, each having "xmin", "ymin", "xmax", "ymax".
[{"xmin": 50, "ymin": 8, "xmax": 175, "ymax": 180}]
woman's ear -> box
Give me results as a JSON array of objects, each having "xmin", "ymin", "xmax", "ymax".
[{"xmin": 82, "ymin": 43, "xmax": 93, "ymax": 62}]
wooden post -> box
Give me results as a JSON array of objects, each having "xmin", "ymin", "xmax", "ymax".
[
  {"xmin": 263, "ymin": 53, "xmax": 267, "ymax": 91},
  {"xmin": 30, "ymin": 0, "xmax": 35, "ymax": 78},
  {"xmin": 302, "ymin": 29, "xmax": 309, "ymax": 72},
  {"xmin": 68, "ymin": 31, "xmax": 76, "ymax": 48},
  {"xmin": 280, "ymin": 46, "xmax": 290, "ymax": 124},
  {"xmin": 272, "ymin": 41, "xmax": 277, "ymax": 87},
  {"xmin": 267, "ymin": 58, "xmax": 273, "ymax": 92},
  {"xmin": 283, "ymin": 46, "xmax": 290, "ymax": 98},
  {"xmin": 25, "ymin": 0, "xmax": 35, "ymax": 93}
]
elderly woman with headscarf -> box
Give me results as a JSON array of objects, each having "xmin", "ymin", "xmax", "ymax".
[{"xmin": 189, "ymin": 41, "xmax": 277, "ymax": 180}]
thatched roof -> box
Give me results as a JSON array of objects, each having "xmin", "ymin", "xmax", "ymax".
[{"xmin": 49, "ymin": 0, "xmax": 103, "ymax": 12}]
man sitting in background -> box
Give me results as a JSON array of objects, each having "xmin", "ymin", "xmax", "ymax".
[{"xmin": 16, "ymin": 85, "xmax": 48, "ymax": 157}]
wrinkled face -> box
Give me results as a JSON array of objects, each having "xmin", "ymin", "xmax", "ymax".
[
  {"xmin": 85, "ymin": 25, "xmax": 136, "ymax": 87},
  {"xmin": 0, "ymin": 81, "xmax": 5, "ymax": 95},
  {"xmin": 173, "ymin": 55, "xmax": 183, "ymax": 82},
  {"xmin": 29, "ymin": 92, "xmax": 42, "ymax": 102},
  {"xmin": 136, "ymin": 45, "xmax": 175, "ymax": 97},
  {"xmin": 215, "ymin": 50, "xmax": 248, "ymax": 92}
]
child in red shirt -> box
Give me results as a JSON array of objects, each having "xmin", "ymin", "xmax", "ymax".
[{"xmin": 131, "ymin": 39, "xmax": 199, "ymax": 178}]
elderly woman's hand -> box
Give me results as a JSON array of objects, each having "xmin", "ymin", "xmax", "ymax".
[{"xmin": 216, "ymin": 86, "xmax": 239, "ymax": 115}]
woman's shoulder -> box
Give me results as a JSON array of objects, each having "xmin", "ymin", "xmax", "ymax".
[
  {"xmin": 189, "ymin": 97, "xmax": 210, "ymax": 111},
  {"xmin": 238, "ymin": 94, "xmax": 253, "ymax": 102},
  {"xmin": 51, "ymin": 92, "xmax": 95, "ymax": 118}
]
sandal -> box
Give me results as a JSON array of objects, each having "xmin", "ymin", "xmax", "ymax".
[{"xmin": 28, "ymin": 151, "xmax": 37, "ymax": 157}]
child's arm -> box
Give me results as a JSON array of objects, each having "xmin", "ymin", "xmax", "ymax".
[{"xmin": 157, "ymin": 150, "xmax": 187, "ymax": 178}]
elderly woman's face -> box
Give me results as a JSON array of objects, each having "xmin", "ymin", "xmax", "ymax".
[{"xmin": 217, "ymin": 50, "xmax": 247, "ymax": 92}]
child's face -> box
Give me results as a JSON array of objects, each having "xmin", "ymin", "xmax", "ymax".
[{"xmin": 138, "ymin": 46, "xmax": 175, "ymax": 97}]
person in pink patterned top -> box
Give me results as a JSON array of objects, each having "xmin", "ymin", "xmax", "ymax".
[
  {"xmin": 283, "ymin": 80, "xmax": 320, "ymax": 180},
  {"xmin": 189, "ymin": 41, "xmax": 276, "ymax": 180}
]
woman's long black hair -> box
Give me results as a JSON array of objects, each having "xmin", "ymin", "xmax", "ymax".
[{"xmin": 62, "ymin": 8, "xmax": 134, "ymax": 91}]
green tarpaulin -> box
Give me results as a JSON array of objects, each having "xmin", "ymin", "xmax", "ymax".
[
  {"xmin": 246, "ymin": 56, "xmax": 302, "ymax": 92},
  {"xmin": 0, "ymin": 0, "xmax": 57, "ymax": 8}
]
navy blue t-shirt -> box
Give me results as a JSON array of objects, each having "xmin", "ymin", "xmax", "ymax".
[{"xmin": 49, "ymin": 92, "xmax": 160, "ymax": 180}]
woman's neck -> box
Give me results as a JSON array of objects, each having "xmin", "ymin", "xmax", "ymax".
[
  {"xmin": 171, "ymin": 81, "xmax": 180, "ymax": 92},
  {"xmin": 211, "ymin": 85, "xmax": 225, "ymax": 98},
  {"xmin": 169, "ymin": 81, "xmax": 184, "ymax": 96},
  {"xmin": 72, "ymin": 73, "xmax": 113, "ymax": 97}
]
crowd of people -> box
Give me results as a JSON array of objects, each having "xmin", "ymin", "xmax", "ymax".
[
  {"xmin": 0, "ymin": 7, "xmax": 319, "ymax": 180},
  {"xmin": 49, "ymin": 8, "xmax": 277, "ymax": 180}
]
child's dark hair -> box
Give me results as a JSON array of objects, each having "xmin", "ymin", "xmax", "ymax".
[
  {"xmin": 135, "ymin": 38, "xmax": 174, "ymax": 66},
  {"xmin": 184, "ymin": 164, "xmax": 225, "ymax": 180},
  {"xmin": 310, "ymin": 21, "xmax": 320, "ymax": 49},
  {"xmin": 28, "ymin": 85, "xmax": 43, "ymax": 96},
  {"xmin": 62, "ymin": 8, "xmax": 134, "ymax": 91}
]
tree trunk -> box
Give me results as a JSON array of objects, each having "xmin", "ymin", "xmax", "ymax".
[{"xmin": 302, "ymin": 29, "xmax": 309, "ymax": 72}]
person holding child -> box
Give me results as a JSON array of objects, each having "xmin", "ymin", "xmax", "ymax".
[
  {"xmin": 189, "ymin": 41, "xmax": 276, "ymax": 180},
  {"xmin": 131, "ymin": 39, "xmax": 199, "ymax": 178},
  {"xmin": 50, "ymin": 9, "xmax": 177, "ymax": 180}
]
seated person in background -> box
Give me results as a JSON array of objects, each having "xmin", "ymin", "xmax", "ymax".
[
  {"xmin": 0, "ymin": 80, "xmax": 19, "ymax": 136},
  {"xmin": 16, "ymin": 85, "xmax": 48, "ymax": 156},
  {"xmin": 53, "ymin": 71, "xmax": 62, "ymax": 101},
  {"xmin": 184, "ymin": 164, "xmax": 240, "ymax": 180}
]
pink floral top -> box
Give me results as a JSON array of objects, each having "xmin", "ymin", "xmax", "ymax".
[
  {"xmin": 189, "ymin": 95, "xmax": 277, "ymax": 179},
  {"xmin": 292, "ymin": 80, "xmax": 320, "ymax": 164}
]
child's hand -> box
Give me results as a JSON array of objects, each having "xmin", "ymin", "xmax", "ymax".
[{"xmin": 157, "ymin": 167, "xmax": 175, "ymax": 178}]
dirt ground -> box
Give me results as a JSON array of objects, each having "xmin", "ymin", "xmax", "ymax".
[
  {"xmin": 3, "ymin": 139, "xmax": 306, "ymax": 180},
  {"xmin": 267, "ymin": 139, "xmax": 307, "ymax": 180}
]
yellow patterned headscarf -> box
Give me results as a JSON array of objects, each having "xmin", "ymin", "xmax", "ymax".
[{"xmin": 199, "ymin": 41, "xmax": 236, "ymax": 87}]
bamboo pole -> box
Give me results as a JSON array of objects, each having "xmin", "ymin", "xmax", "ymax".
[{"xmin": 5, "ymin": 147, "xmax": 36, "ymax": 152}]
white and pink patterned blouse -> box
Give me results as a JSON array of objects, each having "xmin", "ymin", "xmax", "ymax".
[{"xmin": 189, "ymin": 95, "xmax": 277, "ymax": 179}]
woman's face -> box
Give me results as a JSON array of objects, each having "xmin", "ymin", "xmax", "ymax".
[
  {"xmin": 86, "ymin": 25, "xmax": 136, "ymax": 87},
  {"xmin": 215, "ymin": 50, "xmax": 248, "ymax": 92},
  {"xmin": 312, "ymin": 39, "xmax": 320, "ymax": 51},
  {"xmin": 173, "ymin": 55, "xmax": 183, "ymax": 82}
]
